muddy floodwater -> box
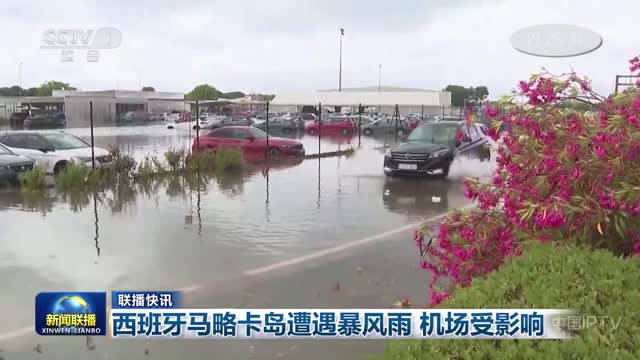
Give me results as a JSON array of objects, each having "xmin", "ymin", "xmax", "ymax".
[{"xmin": 0, "ymin": 125, "xmax": 495, "ymax": 359}]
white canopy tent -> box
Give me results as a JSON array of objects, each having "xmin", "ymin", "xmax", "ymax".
[{"xmin": 269, "ymin": 90, "xmax": 451, "ymax": 116}]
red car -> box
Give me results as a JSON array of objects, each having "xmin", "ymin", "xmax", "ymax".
[
  {"xmin": 192, "ymin": 126, "xmax": 305, "ymax": 160},
  {"xmin": 304, "ymin": 116, "xmax": 356, "ymax": 135}
]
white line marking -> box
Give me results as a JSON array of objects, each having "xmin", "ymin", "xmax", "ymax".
[
  {"xmin": 0, "ymin": 204, "xmax": 473, "ymax": 343},
  {"xmin": 244, "ymin": 204, "xmax": 474, "ymax": 277},
  {"xmin": 0, "ymin": 326, "xmax": 32, "ymax": 342}
]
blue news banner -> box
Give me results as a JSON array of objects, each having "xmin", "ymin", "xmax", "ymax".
[{"xmin": 108, "ymin": 291, "xmax": 575, "ymax": 339}]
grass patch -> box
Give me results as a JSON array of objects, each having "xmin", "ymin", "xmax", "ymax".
[
  {"xmin": 376, "ymin": 242, "xmax": 640, "ymax": 360},
  {"xmin": 55, "ymin": 163, "xmax": 99, "ymax": 191},
  {"xmin": 20, "ymin": 166, "xmax": 47, "ymax": 192},
  {"xmin": 213, "ymin": 148, "xmax": 244, "ymax": 171},
  {"xmin": 165, "ymin": 148, "xmax": 186, "ymax": 172}
]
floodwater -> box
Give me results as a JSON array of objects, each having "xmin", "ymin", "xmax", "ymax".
[{"xmin": 0, "ymin": 124, "xmax": 495, "ymax": 359}]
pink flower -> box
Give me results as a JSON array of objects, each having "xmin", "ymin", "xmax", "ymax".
[
  {"xmin": 599, "ymin": 194, "xmax": 617, "ymax": 210},
  {"xmin": 567, "ymin": 143, "xmax": 580, "ymax": 158},
  {"xmin": 572, "ymin": 167, "xmax": 583, "ymax": 179},
  {"xmin": 604, "ymin": 170, "xmax": 614, "ymax": 184},
  {"xmin": 518, "ymin": 80, "xmax": 531, "ymax": 93},
  {"xmin": 593, "ymin": 145, "xmax": 607, "ymax": 159},
  {"xmin": 430, "ymin": 291, "xmax": 449, "ymax": 306},
  {"xmin": 485, "ymin": 104, "xmax": 499, "ymax": 118},
  {"xmin": 463, "ymin": 181, "xmax": 476, "ymax": 199},
  {"xmin": 558, "ymin": 188, "xmax": 572, "ymax": 201},
  {"xmin": 627, "ymin": 114, "xmax": 638, "ymax": 126}
]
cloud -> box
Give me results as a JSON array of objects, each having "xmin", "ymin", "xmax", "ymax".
[{"xmin": 0, "ymin": 0, "xmax": 637, "ymax": 97}]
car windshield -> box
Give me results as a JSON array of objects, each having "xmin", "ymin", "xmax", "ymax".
[
  {"xmin": 406, "ymin": 123, "xmax": 460, "ymax": 144},
  {"xmin": 43, "ymin": 133, "xmax": 89, "ymax": 150},
  {"xmin": 248, "ymin": 127, "xmax": 268, "ymax": 139},
  {"xmin": 0, "ymin": 143, "xmax": 12, "ymax": 154}
]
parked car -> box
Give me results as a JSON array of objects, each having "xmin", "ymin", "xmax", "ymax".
[
  {"xmin": 192, "ymin": 126, "xmax": 305, "ymax": 160},
  {"xmin": 24, "ymin": 112, "xmax": 66, "ymax": 129},
  {"xmin": 383, "ymin": 120, "xmax": 489, "ymax": 178},
  {"xmin": 119, "ymin": 111, "xmax": 152, "ymax": 123},
  {"xmin": 208, "ymin": 116, "xmax": 255, "ymax": 130},
  {"xmin": 252, "ymin": 117, "xmax": 298, "ymax": 133},
  {"xmin": 304, "ymin": 116, "xmax": 356, "ymax": 135},
  {"xmin": 0, "ymin": 131, "xmax": 113, "ymax": 175},
  {"xmin": 361, "ymin": 117, "xmax": 410, "ymax": 135},
  {"xmin": 0, "ymin": 143, "xmax": 35, "ymax": 186}
]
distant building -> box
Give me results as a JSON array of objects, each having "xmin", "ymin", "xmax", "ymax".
[
  {"xmin": 0, "ymin": 90, "xmax": 185, "ymax": 127},
  {"xmin": 270, "ymin": 86, "xmax": 451, "ymax": 116}
]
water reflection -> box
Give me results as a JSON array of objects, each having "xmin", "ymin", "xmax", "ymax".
[
  {"xmin": 382, "ymin": 177, "xmax": 451, "ymax": 216},
  {"xmin": 93, "ymin": 192, "xmax": 101, "ymax": 257}
]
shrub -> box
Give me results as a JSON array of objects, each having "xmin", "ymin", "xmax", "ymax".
[
  {"xmin": 107, "ymin": 146, "xmax": 136, "ymax": 181},
  {"xmin": 378, "ymin": 242, "xmax": 640, "ymax": 360},
  {"xmin": 135, "ymin": 155, "xmax": 163, "ymax": 180},
  {"xmin": 55, "ymin": 162, "xmax": 99, "ymax": 191},
  {"xmin": 213, "ymin": 148, "xmax": 244, "ymax": 171},
  {"xmin": 417, "ymin": 57, "xmax": 640, "ymax": 305},
  {"xmin": 20, "ymin": 166, "xmax": 47, "ymax": 192},
  {"xmin": 164, "ymin": 148, "xmax": 186, "ymax": 172},
  {"xmin": 185, "ymin": 150, "xmax": 216, "ymax": 173}
]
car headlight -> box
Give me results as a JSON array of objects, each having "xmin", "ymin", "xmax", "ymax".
[
  {"xmin": 74, "ymin": 156, "xmax": 93, "ymax": 162},
  {"xmin": 385, "ymin": 148, "xmax": 392, "ymax": 157},
  {"xmin": 429, "ymin": 149, "xmax": 449, "ymax": 158}
]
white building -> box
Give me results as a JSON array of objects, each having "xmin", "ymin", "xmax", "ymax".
[
  {"xmin": 270, "ymin": 86, "xmax": 451, "ymax": 116},
  {"xmin": 1, "ymin": 90, "xmax": 185, "ymax": 128}
]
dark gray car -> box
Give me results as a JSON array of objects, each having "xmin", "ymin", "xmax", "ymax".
[
  {"xmin": 362, "ymin": 117, "xmax": 410, "ymax": 135},
  {"xmin": 0, "ymin": 143, "xmax": 35, "ymax": 186}
]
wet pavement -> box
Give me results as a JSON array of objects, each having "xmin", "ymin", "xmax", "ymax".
[{"xmin": 0, "ymin": 125, "xmax": 495, "ymax": 359}]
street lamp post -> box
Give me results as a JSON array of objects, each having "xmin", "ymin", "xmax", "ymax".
[
  {"xmin": 339, "ymin": 28, "xmax": 344, "ymax": 92},
  {"xmin": 378, "ymin": 64, "xmax": 382, "ymax": 92}
]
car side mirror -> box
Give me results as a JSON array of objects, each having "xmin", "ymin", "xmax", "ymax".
[
  {"xmin": 38, "ymin": 147, "xmax": 50, "ymax": 153},
  {"xmin": 245, "ymin": 135, "xmax": 255, "ymax": 141}
]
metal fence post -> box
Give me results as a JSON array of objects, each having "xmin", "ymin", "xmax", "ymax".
[
  {"xmin": 195, "ymin": 100, "xmax": 200, "ymax": 152},
  {"xmin": 318, "ymin": 101, "xmax": 322, "ymax": 171},
  {"xmin": 358, "ymin": 103, "xmax": 362, "ymax": 147},
  {"xmin": 90, "ymin": 101, "xmax": 95, "ymax": 171},
  {"xmin": 266, "ymin": 101, "xmax": 270, "ymax": 159},
  {"xmin": 421, "ymin": 104, "xmax": 424, "ymax": 121}
]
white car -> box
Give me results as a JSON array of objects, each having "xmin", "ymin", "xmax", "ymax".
[{"xmin": 0, "ymin": 131, "xmax": 112, "ymax": 175}]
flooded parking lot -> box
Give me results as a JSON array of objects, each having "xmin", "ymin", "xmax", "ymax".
[{"xmin": 0, "ymin": 125, "xmax": 495, "ymax": 359}]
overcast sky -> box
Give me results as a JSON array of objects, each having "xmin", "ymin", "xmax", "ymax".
[{"xmin": 0, "ymin": 0, "xmax": 637, "ymax": 98}]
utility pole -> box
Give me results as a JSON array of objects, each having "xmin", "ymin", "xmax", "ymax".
[
  {"xmin": 339, "ymin": 28, "xmax": 344, "ymax": 91},
  {"xmin": 378, "ymin": 64, "xmax": 382, "ymax": 92}
]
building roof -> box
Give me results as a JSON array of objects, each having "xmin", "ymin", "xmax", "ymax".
[
  {"xmin": 271, "ymin": 90, "xmax": 451, "ymax": 107},
  {"xmin": 52, "ymin": 90, "xmax": 184, "ymax": 100},
  {"xmin": 317, "ymin": 86, "xmax": 438, "ymax": 93}
]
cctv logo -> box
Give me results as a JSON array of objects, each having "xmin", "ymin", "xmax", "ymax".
[{"xmin": 41, "ymin": 28, "xmax": 122, "ymax": 49}]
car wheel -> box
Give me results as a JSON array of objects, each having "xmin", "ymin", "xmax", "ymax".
[
  {"xmin": 54, "ymin": 161, "xmax": 68, "ymax": 175},
  {"xmin": 193, "ymin": 125, "xmax": 199, "ymax": 130},
  {"xmin": 363, "ymin": 128, "xmax": 373, "ymax": 135},
  {"xmin": 267, "ymin": 147, "xmax": 281, "ymax": 159},
  {"xmin": 167, "ymin": 125, "xmax": 174, "ymax": 129}
]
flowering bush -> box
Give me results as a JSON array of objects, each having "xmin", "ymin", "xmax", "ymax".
[{"xmin": 417, "ymin": 57, "xmax": 640, "ymax": 306}]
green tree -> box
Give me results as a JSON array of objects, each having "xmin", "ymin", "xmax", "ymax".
[
  {"xmin": 141, "ymin": 86, "xmax": 155, "ymax": 92},
  {"xmin": 35, "ymin": 81, "xmax": 76, "ymax": 96},
  {"xmin": 222, "ymin": 91, "xmax": 245, "ymax": 99},
  {"xmin": 473, "ymin": 86, "xmax": 489, "ymax": 101},
  {"xmin": 186, "ymin": 84, "xmax": 223, "ymax": 100},
  {"xmin": 444, "ymin": 84, "xmax": 490, "ymax": 106}
]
